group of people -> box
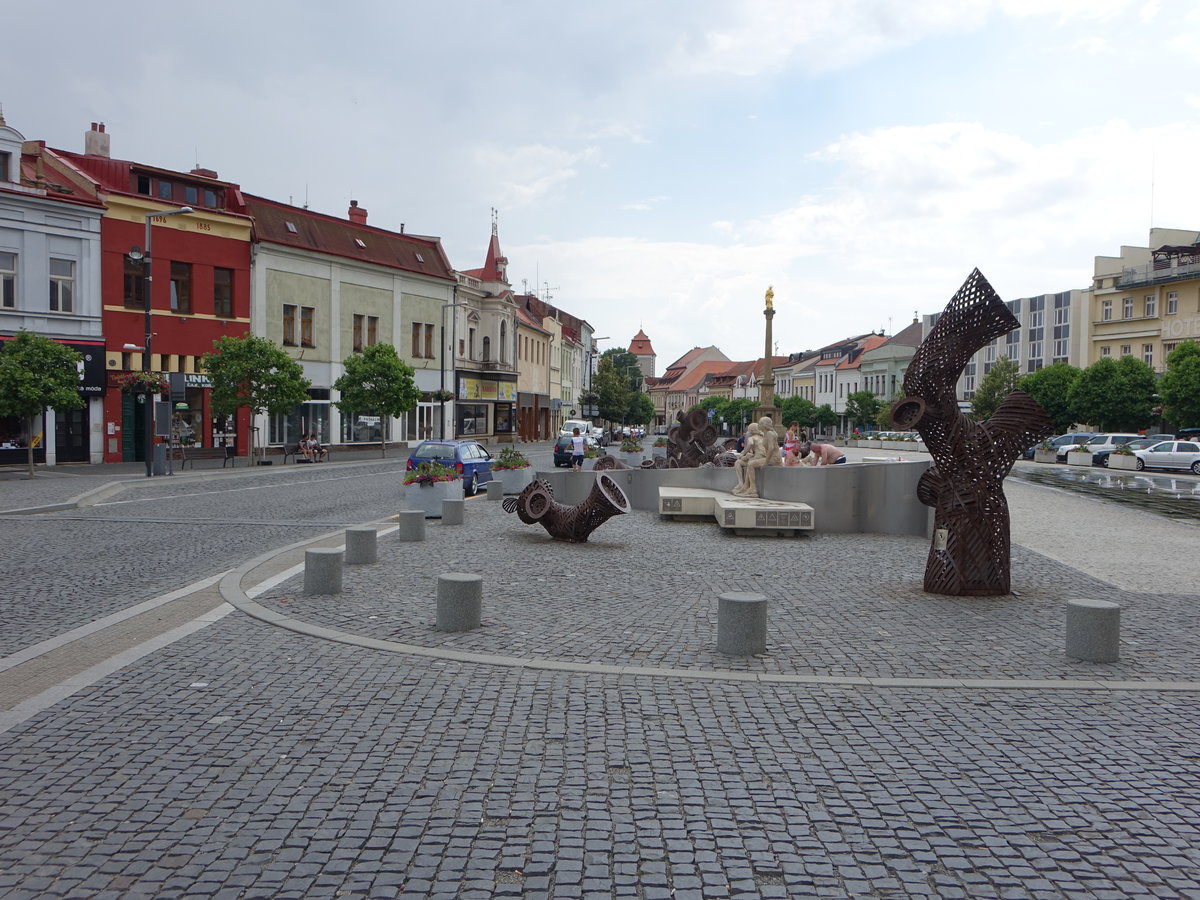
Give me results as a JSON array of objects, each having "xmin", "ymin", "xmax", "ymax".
[{"xmin": 300, "ymin": 433, "xmax": 327, "ymax": 462}]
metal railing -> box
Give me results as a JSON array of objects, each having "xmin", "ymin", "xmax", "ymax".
[{"xmin": 1117, "ymin": 259, "xmax": 1200, "ymax": 288}]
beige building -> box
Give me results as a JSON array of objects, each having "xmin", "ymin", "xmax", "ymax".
[{"xmin": 1089, "ymin": 227, "xmax": 1200, "ymax": 372}]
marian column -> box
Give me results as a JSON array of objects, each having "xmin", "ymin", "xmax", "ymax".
[{"xmin": 753, "ymin": 286, "xmax": 781, "ymax": 426}]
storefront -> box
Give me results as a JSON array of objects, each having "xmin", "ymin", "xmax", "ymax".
[
  {"xmin": 456, "ymin": 374, "xmax": 517, "ymax": 442},
  {"xmin": 268, "ymin": 388, "xmax": 332, "ymax": 450}
]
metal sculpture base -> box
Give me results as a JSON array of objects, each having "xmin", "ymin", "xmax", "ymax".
[
  {"xmin": 502, "ymin": 474, "xmax": 630, "ymax": 543},
  {"xmin": 894, "ymin": 268, "xmax": 1054, "ymax": 596}
]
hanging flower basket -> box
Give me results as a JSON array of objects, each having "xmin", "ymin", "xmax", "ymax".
[
  {"xmin": 115, "ymin": 371, "xmax": 169, "ymax": 395},
  {"xmin": 430, "ymin": 389, "xmax": 455, "ymax": 403}
]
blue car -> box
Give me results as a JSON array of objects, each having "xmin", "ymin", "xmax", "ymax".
[{"xmin": 405, "ymin": 440, "xmax": 494, "ymax": 496}]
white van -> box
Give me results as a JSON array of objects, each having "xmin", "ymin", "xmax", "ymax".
[{"xmin": 560, "ymin": 420, "xmax": 605, "ymax": 446}]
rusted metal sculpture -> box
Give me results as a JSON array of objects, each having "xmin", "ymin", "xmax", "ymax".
[
  {"xmin": 592, "ymin": 454, "xmax": 630, "ymax": 470},
  {"xmin": 892, "ymin": 269, "xmax": 1054, "ymax": 596},
  {"xmin": 502, "ymin": 473, "xmax": 630, "ymax": 543},
  {"xmin": 666, "ymin": 409, "xmax": 730, "ymax": 468}
]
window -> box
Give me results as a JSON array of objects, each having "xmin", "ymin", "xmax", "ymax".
[
  {"xmin": 123, "ymin": 257, "xmax": 146, "ymax": 310},
  {"xmin": 354, "ymin": 238, "xmax": 366, "ymax": 249},
  {"xmin": 353, "ymin": 314, "xmax": 364, "ymax": 352},
  {"xmin": 499, "ymin": 322, "xmax": 507, "ymax": 363},
  {"xmin": 1163, "ymin": 341, "xmax": 1179, "ymax": 357},
  {"xmin": 1029, "ymin": 309, "xmax": 1044, "ymax": 329},
  {"xmin": 1101, "ymin": 299, "xmax": 1111, "ymax": 321},
  {"xmin": 469, "ymin": 328, "xmax": 476, "ymax": 360},
  {"xmin": 1123, "ymin": 297, "xmax": 1133, "ymax": 318},
  {"xmin": 0, "ymin": 252, "xmax": 15, "ymax": 309},
  {"xmin": 1054, "ymin": 307, "xmax": 1069, "ymax": 326},
  {"xmin": 213, "ymin": 267, "xmax": 233, "ymax": 318},
  {"xmin": 424, "ymin": 324, "xmax": 433, "ymax": 359},
  {"xmin": 1028, "ymin": 341, "xmax": 1042, "ymax": 366},
  {"xmin": 285, "ymin": 222, "xmax": 297, "ymax": 234},
  {"xmin": 184, "ymin": 185, "xmax": 199, "ymax": 205},
  {"xmin": 0, "ymin": 151, "xmax": 10, "ymax": 183},
  {"xmin": 48, "ymin": 258, "xmax": 74, "ymax": 312},
  {"xmin": 1101, "ymin": 346, "xmax": 1111, "ymax": 357},
  {"xmin": 300, "ymin": 307, "xmax": 314, "ymax": 347},
  {"xmin": 283, "ymin": 304, "xmax": 297, "ymax": 346},
  {"xmin": 1120, "ymin": 344, "xmax": 1131, "ymax": 357},
  {"xmin": 482, "ymin": 336, "xmax": 491, "ymax": 361},
  {"xmin": 367, "ymin": 316, "xmax": 378, "ymax": 348},
  {"xmin": 1167, "ymin": 292, "xmax": 1178, "ymax": 315},
  {"xmin": 170, "ymin": 262, "xmax": 191, "ymax": 313},
  {"xmin": 1145, "ymin": 295, "xmax": 1156, "ymax": 317},
  {"xmin": 1143, "ymin": 344, "xmax": 1153, "ymax": 366},
  {"xmin": 203, "ymin": 189, "xmax": 218, "ymax": 208},
  {"xmin": 158, "ymin": 181, "xmax": 173, "ymax": 200},
  {"xmin": 134, "ymin": 174, "xmax": 151, "ymax": 194},
  {"xmin": 411, "ymin": 322, "xmax": 422, "ymax": 357}
]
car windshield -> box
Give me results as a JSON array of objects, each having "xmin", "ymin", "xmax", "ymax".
[{"xmin": 414, "ymin": 442, "xmax": 456, "ymax": 460}]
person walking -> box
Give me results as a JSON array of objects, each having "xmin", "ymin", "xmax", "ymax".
[{"xmin": 570, "ymin": 427, "xmax": 586, "ymax": 472}]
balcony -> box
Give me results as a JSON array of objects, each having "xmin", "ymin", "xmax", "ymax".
[{"xmin": 1117, "ymin": 259, "xmax": 1200, "ymax": 288}]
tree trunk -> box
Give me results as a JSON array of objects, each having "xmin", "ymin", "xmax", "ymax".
[
  {"xmin": 25, "ymin": 413, "xmax": 35, "ymax": 479},
  {"xmin": 380, "ymin": 437, "xmax": 387, "ymax": 458}
]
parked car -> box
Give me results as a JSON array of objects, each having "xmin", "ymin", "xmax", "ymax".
[
  {"xmin": 1051, "ymin": 432, "xmax": 1099, "ymax": 462},
  {"xmin": 1068, "ymin": 433, "xmax": 1142, "ymax": 465},
  {"xmin": 405, "ymin": 439, "xmax": 494, "ymax": 495},
  {"xmin": 1092, "ymin": 438, "xmax": 1160, "ymax": 468},
  {"xmin": 1132, "ymin": 440, "xmax": 1200, "ymax": 474},
  {"xmin": 1023, "ymin": 432, "xmax": 1093, "ymax": 461},
  {"xmin": 553, "ymin": 433, "xmax": 600, "ymax": 467},
  {"xmin": 560, "ymin": 419, "xmax": 606, "ymax": 447}
]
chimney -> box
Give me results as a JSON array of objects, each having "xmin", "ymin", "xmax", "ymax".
[
  {"xmin": 190, "ymin": 166, "xmax": 219, "ymax": 179},
  {"xmin": 348, "ymin": 200, "xmax": 367, "ymax": 225},
  {"xmin": 84, "ymin": 122, "xmax": 110, "ymax": 158}
]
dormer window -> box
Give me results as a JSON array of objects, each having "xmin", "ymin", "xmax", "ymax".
[
  {"xmin": 285, "ymin": 222, "xmax": 297, "ymax": 234},
  {"xmin": 415, "ymin": 253, "xmax": 425, "ymax": 263},
  {"xmin": 354, "ymin": 238, "xmax": 366, "ymax": 249},
  {"xmin": 0, "ymin": 151, "xmax": 9, "ymax": 183}
]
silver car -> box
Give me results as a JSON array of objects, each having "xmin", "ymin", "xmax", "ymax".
[{"xmin": 1132, "ymin": 440, "xmax": 1200, "ymax": 474}]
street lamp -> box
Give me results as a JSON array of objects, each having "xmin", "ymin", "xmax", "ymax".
[
  {"xmin": 440, "ymin": 298, "xmax": 470, "ymax": 439},
  {"xmin": 128, "ymin": 206, "xmax": 193, "ymax": 476}
]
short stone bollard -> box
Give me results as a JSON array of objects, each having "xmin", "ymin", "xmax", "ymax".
[
  {"xmin": 344, "ymin": 527, "xmax": 377, "ymax": 565},
  {"xmin": 397, "ymin": 509, "xmax": 426, "ymax": 542},
  {"xmin": 436, "ymin": 572, "xmax": 482, "ymax": 632},
  {"xmin": 485, "ymin": 480, "xmax": 503, "ymax": 501},
  {"xmin": 304, "ymin": 547, "xmax": 343, "ymax": 595},
  {"xmin": 442, "ymin": 498, "xmax": 465, "ymax": 525},
  {"xmin": 1065, "ymin": 598, "xmax": 1120, "ymax": 662},
  {"xmin": 717, "ymin": 591, "xmax": 768, "ymax": 655}
]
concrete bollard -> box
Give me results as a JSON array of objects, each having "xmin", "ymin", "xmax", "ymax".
[
  {"xmin": 304, "ymin": 548, "xmax": 343, "ymax": 595},
  {"xmin": 397, "ymin": 509, "xmax": 426, "ymax": 542},
  {"xmin": 436, "ymin": 572, "xmax": 482, "ymax": 632},
  {"xmin": 485, "ymin": 480, "xmax": 504, "ymax": 501},
  {"xmin": 442, "ymin": 498, "xmax": 465, "ymax": 525},
  {"xmin": 344, "ymin": 527, "xmax": 377, "ymax": 565},
  {"xmin": 717, "ymin": 591, "xmax": 767, "ymax": 655},
  {"xmin": 1066, "ymin": 598, "xmax": 1120, "ymax": 662}
]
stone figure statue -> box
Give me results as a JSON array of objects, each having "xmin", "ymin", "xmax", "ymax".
[
  {"xmin": 733, "ymin": 423, "xmax": 768, "ymax": 497},
  {"xmin": 758, "ymin": 417, "xmax": 782, "ymax": 467}
]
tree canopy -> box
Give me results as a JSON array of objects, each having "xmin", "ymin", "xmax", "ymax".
[
  {"xmin": 1067, "ymin": 355, "xmax": 1156, "ymax": 431},
  {"xmin": 202, "ymin": 334, "xmax": 311, "ymax": 459},
  {"xmin": 779, "ymin": 395, "xmax": 818, "ymax": 429},
  {"xmin": 970, "ymin": 355, "xmax": 1021, "ymax": 421},
  {"xmin": 0, "ymin": 330, "xmax": 84, "ymax": 477},
  {"xmin": 1160, "ymin": 340, "xmax": 1200, "ymax": 429},
  {"xmin": 334, "ymin": 343, "xmax": 422, "ymax": 457},
  {"xmin": 844, "ymin": 390, "xmax": 882, "ymax": 429},
  {"xmin": 1018, "ymin": 362, "xmax": 1079, "ymax": 432}
]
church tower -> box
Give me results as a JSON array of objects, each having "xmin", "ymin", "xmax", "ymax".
[{"xmin": 629, "ymin": 328, "xmax": 656, "ymax": 378}]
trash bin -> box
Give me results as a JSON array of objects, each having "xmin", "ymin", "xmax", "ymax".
[{"xmin": 152, "ymin": 444, "xmax": 167, "ymax": 476}]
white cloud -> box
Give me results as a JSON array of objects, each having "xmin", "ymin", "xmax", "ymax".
[
  {"xmin": 621, "ymin": 195, "xmax": 669, "ymax": 211},
  {"xmin": 470, "ymin": 143, "xmax": 601, "ymax": 209}
]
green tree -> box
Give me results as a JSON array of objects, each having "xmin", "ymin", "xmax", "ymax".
[
  {"xmin": 1160, "ymin": 340, "xmax": 1200, "ymax": 428},
  {"xmin": 970, "ymin": 355, "xmax": 1021, "ymax": 420},
  {"xmin": 1018, "ymin": 362, "xmax": 1080, "ymax": 432},
  {"xmin": 779, "ymin": 395, "xmax": 818, "ymax": 430},
  {"xmin": 202, "ymin": 334, "xmax": 311, "ymax": 462},
  {"xmin": 1067, "ymin": 355, "xmax": 1156, "ymax": 431},
  {"xmin": 627, "ymin": 391, "xmax": 656, "ymax": 426},
  {"xmin": 844, "ymin": 390, "xmax": 882, "ymax": 430},
  {"xmin": 593, "ymin": 355, "xmax": 631, "ymax": 427},
  {"xmin": 334, "ymin": 343, "xmax": 421, "ymax": 457},
  {"xmin": 0, "ymin": 330, "xmax": 84, "ymax": 478},
  {"xmin": 813, "ymin": 403, "xmax": 837, "ymax": 433}
]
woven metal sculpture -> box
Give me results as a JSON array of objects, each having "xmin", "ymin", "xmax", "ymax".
[
  {"xmin": 892, "ymin": 268, "xmax": 1054, "ymax": 596},
  {"xmin": 666, "ymin": 409, "xmax": 728, "ymax": 468},
  {"xmin": 502, "ymin": 473, "xmax": 630, "ymax": 543}
]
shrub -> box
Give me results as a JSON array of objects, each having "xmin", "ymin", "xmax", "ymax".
[
  {"xmin": 403, "ymin": 461, "xmax": 459, "ymax": 486},
  {"xmin": 492, "ymin": 446, "xmax": 531, "ymax": 470}
]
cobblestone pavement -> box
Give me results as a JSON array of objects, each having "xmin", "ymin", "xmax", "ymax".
[{"xmin": 1, "ymin": 455, "xmax": 1199, "ymax": 898}]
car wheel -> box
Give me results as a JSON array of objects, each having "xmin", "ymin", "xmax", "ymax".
[
  {"xmin": 464, "ymin": 474, "xmax": 476, "ymax": 496},
  {"xmin": 1135, "ymin": 458, "xmax": 1145, "ymax": 471},
  {"xmin": 1192, "ymin": 460, "xmax": 1200, "ymax": 475},
  {"xmin": 1099, "ymin": 455, "xmax": 1108, "ymax": 467}
]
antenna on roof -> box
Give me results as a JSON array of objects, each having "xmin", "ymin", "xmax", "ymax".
[
  {"xmin": 491, "ymin": 206, "xmax": 499, "ymax": 236},
  {"xmin": 304, "ymin": 184, "xmax": 309, "ymax": 210}
]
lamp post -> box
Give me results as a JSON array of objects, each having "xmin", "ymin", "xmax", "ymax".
[
  {"xmin": 127, "ymin": 207, "xmax": 193, "ymax": 476},
  {"xmin": 440, "ymin": 298, "xmax": 470, "ymax": 439}
]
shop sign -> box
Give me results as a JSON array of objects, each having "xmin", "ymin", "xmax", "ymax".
[
  {"xmin": 184, "ymin": 373, "xmax": 214, "ymax": 388},
  {"xmin": 1163, "ymin": 316, "xmax": 1200, "ymax": 339},
  {"xmin": 458, "ymin": 377, "xmax": 517, "ymax": 402},
  {"xmin": 0, "ymin": 338, "xmax": 107, "ymax": 395}
]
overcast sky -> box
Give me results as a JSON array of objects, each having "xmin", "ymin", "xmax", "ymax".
[{"xmin": 4, "ymin": 0, "xmax": 1198, "ymax": 370}]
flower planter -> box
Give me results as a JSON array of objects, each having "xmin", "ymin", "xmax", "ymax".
[
  {"xmin": 494, "ymin": 466, "xmax": 534, "ymax": 494},
  {"xmin": 882, "ymin": 441, "xmax": 910, "ymax": 452},
  {"xmin": 858, "ymin": 440, "xmax": 882, "ymax": 449},
  {"xmin": 1107, "ymin": 454, "xmax": 1139, "ymax": 470},
  {"xmin": 403, "ymin": 477, "xmax": 460, "ymax": 518},
  {"xmin": 1066, "ymin": 450, "xmax": 1094, "ymax": 467},
  {"xmin": 616, "ymin": 450, "xmax": 645, "ymax": 468},
  {"xmin": 1033, "ymin": 449, "xmax": 1058, "ymax": 464}
]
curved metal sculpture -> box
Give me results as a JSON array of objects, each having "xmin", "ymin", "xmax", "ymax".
[
  {"xmin": 502, "ymin": 473, "xmax": 630, "ymax": 543},
  {"xmin": 893, "ymin": 269, "xmax": 1054, "ymax": 596},
  {"xmin": 666, "ymin": 409, "xmax": 729, "ymax": 468},
  {"xmin": 592, "ymin": 454, "xmax": 630, "ymax": 470}
]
